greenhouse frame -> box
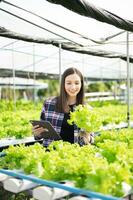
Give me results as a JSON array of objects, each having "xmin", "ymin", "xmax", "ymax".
[{"xmin": 0, "ymin": 0, "xmax": 133, "ymax": 199}]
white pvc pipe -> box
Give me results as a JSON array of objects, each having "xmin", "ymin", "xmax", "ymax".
[
  {"xmin": 126, "ymin": 32, "xmax": 130, "ymax": 127},
  {"xmin": 33, "ymin": 43, "xmax": 37, "ymax": 104},
  {"xmin": 12, "ymin": 42, "xmax": 16, "ymax": 111},
  {"xmin": 4, "ymin": 177, "xmax": 38, "ymax": 193},
  {"xmin": 59, "ymin": 43, "xmax": 62, "ymax": 83}
]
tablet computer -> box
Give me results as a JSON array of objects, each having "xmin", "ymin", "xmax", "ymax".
[{"xmin": 30, "ymin": 120, "xmax": 62, "ymax": 141}]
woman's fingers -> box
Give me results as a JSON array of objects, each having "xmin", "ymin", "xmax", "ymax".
[
  {"xmin": 79, "ymin": 131, "xmax": 91, "ymax": 144},
  {"xmin": 33, "ymin": 126, "xmax": 49, "ymax": 136},
  {"xmin": 33, "ymin": 126, "xmax": 44, "ymax": 136},
  {"xmin": 33, "ymin": 125, "xmax": 39, "ymax": 129}
]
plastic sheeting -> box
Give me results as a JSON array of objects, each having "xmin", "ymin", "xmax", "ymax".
[{"xmin": 0, "ymin": 0, "xmax": 133, "ymax": 80}]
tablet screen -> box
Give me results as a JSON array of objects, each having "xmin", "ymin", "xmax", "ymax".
[{"xmin": 30, "ymin": 120, "xmax": 62, "ymax": 140}]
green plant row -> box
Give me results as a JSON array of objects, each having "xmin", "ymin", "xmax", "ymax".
[
  {"xmin": 0, "ymin": 100, "xmax": 133, "ymax": 139},
  {"xmin": 0, "ymin": 110, "xmax": 40, "ymax": 139},
  {"xmin": 1, "ymin": 128, "xmax": 133, "ymax": 198}
]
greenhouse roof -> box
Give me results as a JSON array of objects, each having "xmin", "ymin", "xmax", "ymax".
[{"xmin": 0, "ymin": 0, "xmax": 133, "ymax": 80}]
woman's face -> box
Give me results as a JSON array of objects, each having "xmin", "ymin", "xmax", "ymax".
[{"xmin": 65, "ymin": 73, "xmax": 82, "ymax": 98}]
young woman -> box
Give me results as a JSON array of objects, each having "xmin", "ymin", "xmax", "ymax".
[{"xmin": 33, "ymin": 67, "xmax": 94, "ymax": 147}]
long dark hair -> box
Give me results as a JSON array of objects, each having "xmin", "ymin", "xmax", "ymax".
[{"xmin": 55, "ymin": 67, "xmax": 84, "ymax": 112}]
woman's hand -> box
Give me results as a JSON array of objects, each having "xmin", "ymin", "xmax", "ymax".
[
  {"xmin": 79, "ymin": 130, "xmax": 94, "ymax": 145},
  {"xmin": 79, "ymin": 131, "xmax": 91, "ymax": 145},
  {"xmin": 32, "ymin": 125, "xmax": 48, "ymax": 139}
]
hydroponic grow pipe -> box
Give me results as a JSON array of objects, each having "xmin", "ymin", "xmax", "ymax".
[{"xmin": 0, "ymin": 169, "xmax": 121, "ymax": 200}]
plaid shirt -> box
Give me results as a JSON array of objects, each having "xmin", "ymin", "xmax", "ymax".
[{"xmin": 39, "ymin": 97, "xmax": 94, "ymax": 147}]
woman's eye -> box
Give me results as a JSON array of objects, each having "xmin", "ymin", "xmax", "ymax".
[{"xmin": 66, "ymin": 82, "xmax": 80, "ymax": 85}]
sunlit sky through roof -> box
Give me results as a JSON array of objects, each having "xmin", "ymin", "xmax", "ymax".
[{"xmin": 0, "ymin": 0, "xmax": 133, "ymax": 79}]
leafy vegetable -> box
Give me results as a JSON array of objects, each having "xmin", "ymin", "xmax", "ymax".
[{"xmin": 68, "ymin": 104, "xmax": 102, "ymax": 132}]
